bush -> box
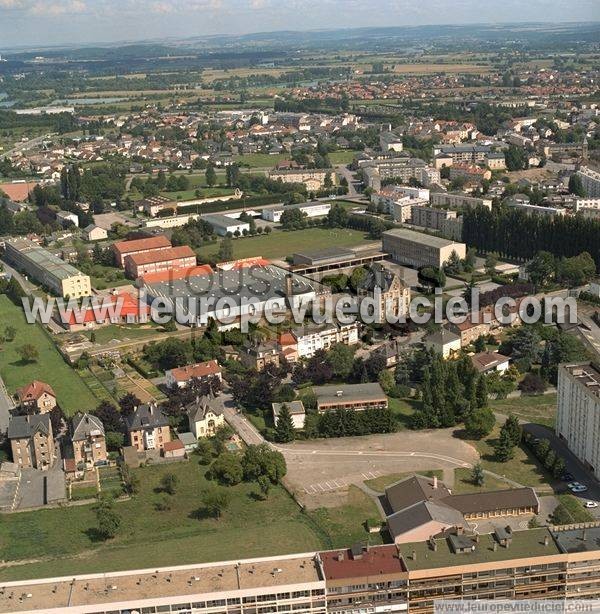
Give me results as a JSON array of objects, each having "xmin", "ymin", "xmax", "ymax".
[{"xmin": 519, "ymin": 373, "xmax": 547, "ymax": 394}]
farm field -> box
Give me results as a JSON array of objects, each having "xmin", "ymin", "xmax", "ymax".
[
  {"xmin": 196, "ymin": 227, "xmax": 375, "ymax": 261},
  {"xmin": 0, "ymin": 295, "xmax": 99, "ymax": 414}
]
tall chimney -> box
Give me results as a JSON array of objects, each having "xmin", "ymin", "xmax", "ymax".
[
  {"xmin": 285, "ymin": 273, "xmax": 293, "ymax": 297},
  {"xmin": 412, "ymin": 550, "xmax": 417, "ymax": 561},
  {"xmin": 433, "ymin": 476, "xmax": 438, "ymax": 490}
]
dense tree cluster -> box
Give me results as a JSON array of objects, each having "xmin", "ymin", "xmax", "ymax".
[{"xmin": 463, "ymin": 206, "xmax": 600, "ymax": 268}]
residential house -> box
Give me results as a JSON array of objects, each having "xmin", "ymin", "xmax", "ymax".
[
  {"xmin": 83, "ymin": 224, "xmax": 108, "ymax": 242},
  {"xmin": 471, "ymin": 351, "xmax": 510, "ymax": 374},
  {"xmin": 423, "ymin": 328, "xmax": 461, "ymax": 358},
  {"xmin": 16, "ymin": 381, "xmax": 57, "ymax": 414},
  {"xmin": 448, "ymin": 320, "xmax": 491, "ymax": 347},
  {"xmin": 8, "ymin": 414, "xmax": 55, "ymax": 470},
  {"xmin": 278, "ymin": 332, "xmax": 299, "ymax": 364},
  {"xmin": 125, "ymin": 403, "xmax": 171, "ymax": 452},
  {"xmin": 165, "ymin": 360, "xmax": 222, "ymax": 389},
  {"xmin": 187, "ymin": 395, "xmax": 225, "ymax": 438},
  {"xmin": 71, "ymin": 413, "xmax": 108, "ymax": 470},
  {"xmin": 239, "ymin": 340, "xmax": 280, "ymax": 371}
]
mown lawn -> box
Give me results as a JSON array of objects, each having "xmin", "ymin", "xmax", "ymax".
[
  {"xmin": 0, "ymin": 295, "xmax": 99, "ymax": 414},
  {"xmin": 491, "ymin": 394, "xmax": 557, "ymax": 428},
  {"xmin": 470, "ymin": 426, "xmax": 554, "ymax": 489},
  {"xmin": 0, "ymin": 460, "xmax": 325, "ymax": 581},
  {"xmin": 452, "ymin": 467, "xmax": 516, "ymax": 494},
  {"xmin": 82, "ymin": 323, "xmax": 165, "ymax": 345},
  {"xmin": 196, "ymin": 227, "xmax": 373, "ymax": 261}
]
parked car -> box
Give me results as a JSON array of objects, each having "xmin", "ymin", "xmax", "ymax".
[
  {"xmin": 585, "ymin": 501, "xmax": 598, "ymax": 509},
  {"xmin": 568, "ymin": 482, "xmax": 588, "ymax": 493}
]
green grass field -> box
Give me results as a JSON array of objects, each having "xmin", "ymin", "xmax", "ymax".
[
  {"xmin": 491, "ymin": 394, "xmax": 557, "ymax": 428},
  {"xmin": 388, "ymin": 397, "xmax": 418, "ymax": 429},
  {"xmin": 0, "ymin": 460, "xmax": 325, "ymax": 581},
  {"xmin": 0, "ymin": 296, "xmax": 99, "ymax": 414},
  {"xmin": 82, "ymin": 323, "xmax": 165, "ymax": 345},
  {"xmin": 160, "ymin": 186, "xmax": 235, "ymax": 201},
  {"xmin": 452, "ymin": 467, "xmax": 515, "ymax": 494},
  {"xmin": 471, "ymin": 426, "xmax": 554, "ymax": 489},
  {"xmin": 196, "ymin": 227, "xmax": 373, "ymax": 261}
]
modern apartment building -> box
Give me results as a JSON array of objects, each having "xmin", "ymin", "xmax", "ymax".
[
  {"xmin": 382, "ymin": 228, "xmax": 466, "ymax": 269},
  {"xmin": 5, "ymin": 526, "xmax": 600, "ymax": 613},
  {"xmin": 4, "ymin": 238, "xmax": 91, "ymax": 298},
  {"xmin": 124, "ymin": 245, "xmax": 196, "ymax": 279},
  {"xmin": 291, "ymin": 322, "xmax": 360, "ymax": 358},
  {"xmin": 556, "ymin": 362, "xmax": 600, "ymax": 479},
  {"xmin": 576, "ymin": 166, "xmax": 600, "ymax": 198},
  {"xmin": 410, "ymin": 206, "xmax": 457, "ymax": 232},
  {"xmin": 361, "ymin": 158, "xmax": 439, "ymax": 191},
  {"xmin": 429, "ymin": 192, "xmax": 493, "ymax": 211},
  {"xmin": 432, "ymin": 144, "xmax": 491, "ymax": 165}
]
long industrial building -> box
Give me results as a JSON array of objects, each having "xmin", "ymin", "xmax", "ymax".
[
  {"xmin": 4, "ymin": 238, "xmax": 91, "ymax": 298},
  {"xmin": 3, "ymin": 525, "xmax": 600, "ymax": 613}
]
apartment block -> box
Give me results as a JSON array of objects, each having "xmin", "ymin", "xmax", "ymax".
[
  {"xmin": 382, "ymin": 228, "xmax": 466, "ymax": 269},
  {"xmin": 6, "ymin": 526, "xmax": 600, "ymax": 614},
  {"xmin": 556, "ymin": 362, "xmax": 600, "ymax": 478},
  {"xmin": 125, "ymin": 403, "xmax": 171, "ymax": 452},
  {"xmin": 429, "ymin": 192, "xmax": 493, "ymax": 211},
  {"xmin": 4, "ymin": 238, "xmax": 91, "ymax": 298},
  {"xmin": 410, "ymin": 206, "xmax": 457, "ymax": 232},
  {"xmin": 577, "ymin": 166, "xmax": 600, "ymax": 198},
  {"xmin": 291, "ymin": 322, "xmax": 360, "ymax": 358},
  {"xmin": 269, "ymin": 168, "xmax": 332, "ymax": 192}
]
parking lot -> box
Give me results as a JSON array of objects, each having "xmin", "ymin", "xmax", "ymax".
[{"xmin": 277, "ymin": 428, "xmax": 479, "ymax": 508}]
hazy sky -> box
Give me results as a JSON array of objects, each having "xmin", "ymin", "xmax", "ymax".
[{"xmin": 0, "ymin": 0, "xmax": 599, "ymax": 48}]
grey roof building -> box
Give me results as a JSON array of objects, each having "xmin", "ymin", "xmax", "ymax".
[
  {"xmin": 8, "ymin": 414, "xmax": 52, "ymax": 440},
  {"xmin": 72, "ymin": 413, "xmax": 105, "ymax": 441},
  {"xmin": 187, "ymin": 395, "xmax": 224, "ymax": 424},
  {"xmin": 125, "ymin": 403, "xmax": 170, "ymax": 432}
]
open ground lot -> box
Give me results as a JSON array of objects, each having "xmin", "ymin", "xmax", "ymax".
[
  {"xmin": 196, "ymin": 227, "xmax": 376, "ymax": 261},
  {"xmin": 0, "ymin": 460, "xmax": 326, "ymax": 581},
  {"xmin": 0, "ymin": 296, "xmax": 99, "ymax": 414},
  {"xmin": 278, "ymin": 429, "xmax": 479, "ymax": 509},
  {"xmin": 491, "ymin": 393, "xmax": 557, "ymax": 428}
]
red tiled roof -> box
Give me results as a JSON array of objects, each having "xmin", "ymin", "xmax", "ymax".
[
  {"xmin": 65, "ymin": 292, "xmax": 149, "ymax": 325},
  {"xmin": 163, "ymin": 440, "xmax": 184, "ymax": 452},
  {"xmin": 126, "ymin": 245, "xmax": 196, "ymax": 266},
  {"xmin": 112, "ymin": 235, "xmax": 171, "ymax": 255},
  {"xmin": 140, "ymin": 264, "xmax": 213, "ymax": 285},
  {"xmin": 169, "ymin": 360, "xmax": 221, "ymax": 382},
  {"xmin": 16, "ymin": 380, "xmax": 56, "ymax": 402},
  {"xmin": 278, "ymin": 332, "xmax": 297, "ymax": 346}
]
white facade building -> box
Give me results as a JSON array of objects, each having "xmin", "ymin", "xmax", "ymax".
[{"xmin": 557, "ymin": 363, "xmax": 600, "ymax": 479}]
